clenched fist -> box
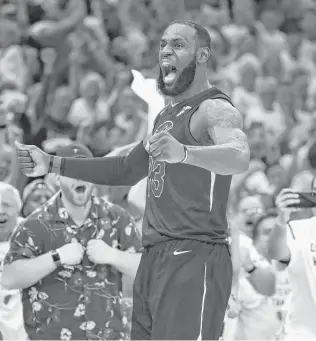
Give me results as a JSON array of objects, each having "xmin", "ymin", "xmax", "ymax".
[
  {"xmin": 146, "ymin": 131, "xmax": 186, "ymax": 163},
  {"xmin": 86, "ymin": 240, "xmax": 117, "ymax": 265},
  {"xmin": 15, "ymin": 141, "xmax": 50, "ymax": 177},
  {"xmin": 58, "ymin": 241, "xmax": 84, "ymax": 266}
]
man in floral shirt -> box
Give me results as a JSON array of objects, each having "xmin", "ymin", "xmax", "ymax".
[{"xmin": 2, "ymin": 144, "xmax": 142, "ymax": 340}]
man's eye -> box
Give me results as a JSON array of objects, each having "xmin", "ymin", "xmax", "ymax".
[{"xmin": 174, "ymin": 43, "xmax": 183, "ymax": 49}]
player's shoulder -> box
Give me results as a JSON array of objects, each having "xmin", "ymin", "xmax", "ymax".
[
  {"xmin": 199, "ymin": 98, "xmax": 239, "ymax": 116},
  {"xmin": 197, "ymin": 98, "xmax": 242, "ymax": 127}
]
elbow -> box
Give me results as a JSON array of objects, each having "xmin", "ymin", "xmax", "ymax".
[
  {"xmin": 222, "ymin": 149, "xmax": 250, "ymax": 175},
  {"xmin": 235, "ymin": 150, "xmax": 250, "ymax": 174}
]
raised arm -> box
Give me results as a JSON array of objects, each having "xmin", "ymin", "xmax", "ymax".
[{"xmin": 15, "ymin": 140, "xmax": 149, "ymax": 187}]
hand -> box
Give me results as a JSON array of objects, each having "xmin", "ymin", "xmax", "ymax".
[
  {"xmin": 14, "ymin": 141, "xmax": 50, "ymax": 177},
  {"xmin": 86, "ymin": 239, "xmax": 117, "ymax": 265},
  {"xmin": 58, "ymin": 242, "xmax": 84, "ymax": 266},
  {"xmin": 147, "ymin": 131, "xmax": 186, "ymax": 163},
  {"xmin": 275, "ymin": 188, "xmax": 300, "ymax": 225}
]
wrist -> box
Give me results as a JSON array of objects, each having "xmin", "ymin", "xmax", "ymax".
[
  {"xmin": 180, "ymin": 145, "xmax": 188, "ymax": 163},
  {"xmin": 48, "ymin": 156, "xmax": 63, "ymax": 175},
  {"xmin": 50, "ymin": 249, "xmax": 62, "ymax": 267},
  {"xmin": 107, "ymin": 247, "xmax": 119, "ymax": 266},
  {"xmin": 276, "ymin": 214, "xmax": 288, "ymax": 228}
]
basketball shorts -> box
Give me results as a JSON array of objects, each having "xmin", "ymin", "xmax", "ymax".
[{"xmin": 131, "ymin": 239, "xmax": 232, "ymax": 340}]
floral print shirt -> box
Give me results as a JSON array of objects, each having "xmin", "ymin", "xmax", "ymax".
[{"xmin": 4, "ymin": 194, "xmax": 142, "ymax": 340}]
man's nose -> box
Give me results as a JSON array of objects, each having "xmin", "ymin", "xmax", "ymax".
[{"xmin": 161, "ymin": 45, "xmax": 174, "ymax": 58}]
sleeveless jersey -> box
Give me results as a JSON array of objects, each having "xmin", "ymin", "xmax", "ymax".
[{"xmin": 142, "ymin": 88, "xmax": 234, "ymax": 247}]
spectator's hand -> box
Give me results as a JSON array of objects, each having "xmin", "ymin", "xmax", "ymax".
[
  {"xmin": 14, "ymin": 141, "xmax": 50, "ymax": 177},
  {"xmin": 57, "ymin": 241, "xmax": 85, "ymax": 266},
  {"xmin": 275, "ymin": 188, "xmax": 300, "ymax": 225},
  {"xmin": 86, "ymin": 239, "xmax": 117, "ymax": 265}
]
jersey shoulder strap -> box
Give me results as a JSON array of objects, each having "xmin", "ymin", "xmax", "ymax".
[{"xmin": 201, "ymin": 87, "xmax": 234, "ymax": 107}]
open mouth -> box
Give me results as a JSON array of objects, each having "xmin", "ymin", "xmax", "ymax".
[
  {"xmin": 161, "ymin": 63, "xmax": 178, "ymax": 85},
  {"xmin": 74, "ymin": 185, "xmax": 87, "ymax": 194}
]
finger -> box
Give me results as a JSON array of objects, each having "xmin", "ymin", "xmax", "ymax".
[
  {"xmin": 17, "ymin": 156, "xmax": 33, "ymax": 163},
  {"xmin": 149, "ymin": 139, "xmax": 165, "ymax": 154},
  {"xmin": 21, "ymin": 168, "xmax": 35, "ymax": 175},
  {"xmin": 277, "ymin": 193, "xmax": 299, "ymax": 203},
  {"xmin": 17, "ymin": 150, "xmax": 31, "ymax": 157},
  {"xmin": 14, "ymin": 141, "xmax": 33, "ymax": 151},
  {"xmin": 279, "ymin": 199, "xmax": 300, "ymax": 208},
  {"xmin": 149, "ymin": 131, "xmax": 166, "ymax": 144},
  {"xmin": 155, "ymin": 151, "xmax": 168, "ymax": 161},
  {"xmin": 151, "ymin": 146, "xmax": 164, "ymax": 159},
  {"xmin": 20, "ymin": 163, "xmax": 35, "ymax": 172},
  {"xmin": 279, "ymin": 188, "xmax": 296, "ymax": 195}
]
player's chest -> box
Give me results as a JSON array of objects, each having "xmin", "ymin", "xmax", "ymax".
[{"xmin": 154, "ymin": 109, "xmax": 206, "ymax": 144}]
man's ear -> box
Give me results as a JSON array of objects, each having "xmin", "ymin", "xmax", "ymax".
[{"xmin": 196, "ymin": 46, "xmax": 210, "ymax": 64}]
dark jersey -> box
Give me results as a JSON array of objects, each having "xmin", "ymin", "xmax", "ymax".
[{"xmin": 142, "ymin": 88, "xmax": 234, "ymax": 247}]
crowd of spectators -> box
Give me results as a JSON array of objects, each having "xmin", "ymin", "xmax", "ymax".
[{"xmin": 1, "ymin": 0, "xmax": 316, "ymax": 339}]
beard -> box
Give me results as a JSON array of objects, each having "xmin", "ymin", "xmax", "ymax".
[
  {"xmin": 61, "ymin": 184, "xmax": 93, "ymax": 207},
  {"xmin": 157, "ymin": 58, "xmax": 197, "ymax": 97}
]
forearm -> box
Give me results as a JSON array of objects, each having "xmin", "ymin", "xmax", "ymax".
[
  {"xmin": 268, "ymin": 223, "xmax": 291, "ymax": 261},
  {"xmin": 109, "ymin": 250, "xmax": 141, "ymax": 280},
  {"xmin": 58, "ymin": 141, "xmax": 148, "ymax": 186},
  {"xmin": 185, "ymin": 144, "xmax": 250, "ymax": 175},
  {"xmin": 2, "ymin": 253, "xmax": 57, "ymax": 290},
  {"xmin": 247, "ymin": 266, "xmax": 276, "ymax": 296}
]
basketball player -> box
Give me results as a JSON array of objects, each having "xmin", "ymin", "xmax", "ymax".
[{"xmin": 15, "ymin": 21, "xmax": 250, "ymax": 340}]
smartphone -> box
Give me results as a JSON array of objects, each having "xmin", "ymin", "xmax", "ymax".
[{"xmin": 287, "ymin": 192, "xmax": 316, "ymax": 208}]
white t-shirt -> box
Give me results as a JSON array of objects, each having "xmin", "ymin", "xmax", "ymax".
[
  {"xmin": 284, "ymin": 217, "xmax": 316, "ymax": 340},
  {"xmin": 131, "ymin": 69, "xmax": 165, "ymax": 133},
  {"xmin": 234, "ymin": 247, "xmax": 280, "ymax": 340}
]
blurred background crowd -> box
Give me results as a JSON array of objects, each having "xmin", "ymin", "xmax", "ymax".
[{"xmin": 0, "ymin": 0, "xmax": 316, "ymax": 339}]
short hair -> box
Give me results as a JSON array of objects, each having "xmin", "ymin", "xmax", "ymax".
[
  {"xmin": 166, "ymin": 20, "xmax": 211, "ymax": 50},
  {"xmin": 0, "ymin": 182, "xmax": 22, "ymax": 213},
  {"xmin": 253, "ymin": 211, "xmax": 278, "ymax": 241}
]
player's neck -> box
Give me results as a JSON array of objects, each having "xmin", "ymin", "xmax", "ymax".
[{"xmin": 170, "ymin": 78, "xmax": 211, "ymax": 106}]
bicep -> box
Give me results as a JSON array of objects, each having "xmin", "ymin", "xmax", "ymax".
[{"xmin": 202, "ymin": 100, "xmax": 245, "ymax": 145}]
